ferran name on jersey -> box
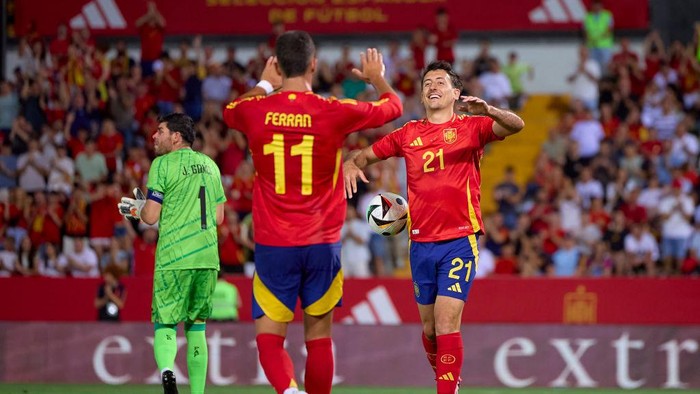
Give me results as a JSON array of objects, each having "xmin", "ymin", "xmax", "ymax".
[
  {"xmin": 182, "ymin": 163, "xmax": 213, "ymax": 176},
  {"xmin": 264, "ymin": 112, "xmax": 312, "ymax": 128},
  {"xmin": 443, "ymin": 128, "xmax": 457, "ymax": 144}
]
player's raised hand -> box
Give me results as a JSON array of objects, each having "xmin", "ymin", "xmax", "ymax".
[
  {"xmin": 351, "ymin": 48, "xmax": 385, "ymax": 85},
  {"xmin": 457, "ymin": 95, "xmax": 490, "ymax": 115},
  {"xmin": 260, "ymin": 56, "xmax": 282, "ymax": 90},
  {"xmin": 343, "ymin": 160, "xmax": 369, "ymax": 199}
]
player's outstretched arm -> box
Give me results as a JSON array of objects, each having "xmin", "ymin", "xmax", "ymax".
[
  {"xmin": 458, "ymin": 95, "xmax": 525, "ymax": 138},
  {"xmin": 351, "ymin": 48, "xmax": 399, "ymax": 99},
  {"xmin": 343, "ymin": 147, "xmax": 382, "ymax": 199}
]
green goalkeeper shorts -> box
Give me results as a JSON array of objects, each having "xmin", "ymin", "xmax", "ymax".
[{"xmin": 152, "ymin": 269, "xmax": 218, "ymax": 324}]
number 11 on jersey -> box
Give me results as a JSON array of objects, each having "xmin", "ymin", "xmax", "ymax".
[{"xmin": 263, "ymin": 133, "xmax": 315, "ymax": 195}]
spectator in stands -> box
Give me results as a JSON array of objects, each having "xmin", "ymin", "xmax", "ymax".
[
  {"xmin": 88, "ymin": 183, "xmax": 122, "ymax": 262},
  {"xmin": 75, "ymin": 140, "xmax": 107, "ymax": 185},
  {"xmin": 210, "ymin": 272, "xmax": 241, "ymax": 322},
  {"xmin": 669, "ymin": 117, "xmax": 699, "ymax": 168},
  {"xmin": 644, "ymin": 92, "xmax": 683, "ymax": 141},
  {"xmin": 575, "ymin": 167, "xmax": 604, "ymax": 210},
  {"xmin": 66, "ymin": 238, "xmax": 99, "ymax": 278},
  {"xmin": 493, "ymin": 166, "xmax": 521, "ymax": 229},
  {"xmin": 0, "ymin": 142, "xmax": 18, "ymax": 189},
  {"xmin": 494, "ymin": 243, "xmax": 518, "ymax": 275},
  {"xmin": 473, "ymin": 39, "xmax": 496, "ymax": 77},
  {"xmin": 202, "ymin": 62, "xmax": 232, "ymax": 110},
  {"xmin": 0, "ymin": 237, "xmax": 19, "ymax": 277},
  {"xmin": 430, "ymin": 7, "xmax": 457, "ymax": 65},
  {"xmin": 503, "ymin": 51, "xmax": 533, "ymax": 110},
  {"xmin": 136, "ymin": 1, "xmax": 166, "ymax": 78},
  {"xmin": 17, "ymin": 138, "xmax": 48, "ymax": 193},
  {"xmin": 0, "ymin": 80, "xmax": 19, "ymax": 134},
  {"xmin": 94, "ymin": 263, "xmax": 127, "ymax": 322},
  {"xmin": 658, "ymin": 179, "xmax": 694, "ymax": 274},
  {"xmin": 583, "ymin": 242, "xmax": 613, "ymax": 277},
  {"xmin": 549, "ymin": 233, "xmax": 582, "ymax": 277},
  {"xmin": 474, "ymin": 235, "xmax": 495, "ymax": 278},
  {"xmin": 341, "ymin": 205, "xmax": 372, "ymax": 278},
  {"xmin": 17, "ymin": 236, "xmax": 35, "ymax": 276},
  {"xmin": 410, "ymin": 27, "xmax": 428, "ymax": 72},
  {"xmin": 478, "ymin": 59, "xmax": 512, "ymax": 109},
  {"xmin": 624, "ymin": 222, "xmax": 658, "ymax": 276},
  {"xmin": 583, "ymin": 0, "xmax": 614, "ymax": 72},
  {"xmin": 132, "ymin": 225, "xmax": 157, "ymax": 277},
  {"xmin": 96, "ymin": 120, "xmax": 124, "ymax": 179},
  {"xmin": 152, "ymin": 55, "xmax": 181, "ymax": 115},
  {"xmin": 35, "ymin": 242, "xmax": 67, "ymax": 277},
  {"xmin": 604, "ymin": 211, "xmax": 628, "ymax": 275},
  {"xmin": 569, "ymin": 108, "xmax": 605, "ymax": 164},
  {"xmin": 567, "ymin": 46, "xmax": 601, "ymax": 111}
]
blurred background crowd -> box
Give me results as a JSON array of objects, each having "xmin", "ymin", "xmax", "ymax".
[{"xmin": 1, "ymin": 0, "xmax": 700, "ymax": 283}]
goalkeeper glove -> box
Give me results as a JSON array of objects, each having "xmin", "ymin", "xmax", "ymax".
[{"xmin": 118, "ymin": 188, "xmax": 146, "ymax": 221}]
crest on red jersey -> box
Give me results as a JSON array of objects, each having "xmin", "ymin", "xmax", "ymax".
[{"xmin": 443, "ymin": 128, "xmax": 457, "ymax": 144}]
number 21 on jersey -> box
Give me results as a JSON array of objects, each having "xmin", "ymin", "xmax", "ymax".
[{"xmin": 263, "ymin": 134, "xmax": 314, "ymax": 195}]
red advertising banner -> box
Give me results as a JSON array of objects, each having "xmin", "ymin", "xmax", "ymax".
[
  {"xmin": 1, "ymin": 323, "xmax": 699, "ymax": 388},
  {"xmin": 2, "ymin": 277, "xmax": 699, "ymax": 324},
  {"xmin": 13, "ymin": 0, "xmax": 648, "ymax": 38}
]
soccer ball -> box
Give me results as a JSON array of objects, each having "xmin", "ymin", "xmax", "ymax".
[{"xmin": 366, "ymin": 192, "xmax": 409, "ymax": 236}]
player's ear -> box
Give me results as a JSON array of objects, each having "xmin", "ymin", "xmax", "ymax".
[{"xmin": 310, "ymin": 57, "xmax": 317, "ymax": 74}]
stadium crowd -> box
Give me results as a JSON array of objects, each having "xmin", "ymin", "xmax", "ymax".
[{"xmin": 0, "ymin": 2, "xmax": 699, "ymax": 281}]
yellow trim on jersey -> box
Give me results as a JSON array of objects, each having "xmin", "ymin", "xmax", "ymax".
[
  {"xmin": 338, "ymin": 98, "xmax": 359, "ymax": 105},
  {"xmin": 225, "ymin": 95, "xmax": 264, "ymax": 110},
  {"xmin": 466, "ymin": 179, "xmax": 481, "ymax": 233},
  {"xmin": 370, "ymin": 98, "xmax": 389, "ymax": 107},
  {"xmin": 304, "ymin": 269, "xmax": 344, "ymax": 316},
  {"xmin": 468, "ymin": 233, "xmax": 479, "ymax": 273},
  {"xmin": 332, "ymin": 149, "xmax": 342, "ymax": 189},
  {"xmin": 253, "ymin": 273, "xmax": 295, "ymax": 322}
]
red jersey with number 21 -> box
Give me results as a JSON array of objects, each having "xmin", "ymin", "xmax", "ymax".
[
  {"xmin": 224, "ymin": 91, "xmax": 402, "ymax": 246},
  {"xmin": 372, "ymin": 114, "xmax": 501, "ymax": 242}
]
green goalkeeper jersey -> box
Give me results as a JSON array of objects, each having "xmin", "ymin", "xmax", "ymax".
[{"xmin": 147, "ymin": 147, "xmax": 226, "ymax": 271}]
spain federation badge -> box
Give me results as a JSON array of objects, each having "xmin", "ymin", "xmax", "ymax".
[{"xmin": 443, "ymin": 128, "xmax": 457, "ymax": 144}]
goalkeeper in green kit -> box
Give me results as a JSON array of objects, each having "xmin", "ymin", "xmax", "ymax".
[{"xmin": 118, "ymin": 113, "xmax": 226, "ymax": 394}]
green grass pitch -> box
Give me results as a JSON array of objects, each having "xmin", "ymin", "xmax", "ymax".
[{"xmin": 0, "ymin": 385, "xmax": 696, "ymax": 394}]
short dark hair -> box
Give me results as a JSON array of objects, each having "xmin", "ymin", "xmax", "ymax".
[
  {"xmin": 275, "ymin": 30, "xmax": 315, "ymax": 78},
  {"xmin": 158, "ymin": 113, "xmax": 195, "ymax": 146},
  {"xmin": 421, "ymin": 60, "xmax": 463, "ymax": 91}
]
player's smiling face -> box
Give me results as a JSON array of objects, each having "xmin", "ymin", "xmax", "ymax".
[
  {"xmin": 421, "ymin": 70, "xmax": 460, "ymax": 111},
  {"xmin": 153, "ymin": 122, "xmax": 174, "ymax": 155}
]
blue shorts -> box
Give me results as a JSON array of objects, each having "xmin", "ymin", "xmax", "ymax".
[
  {"xmin": 410, "ymin": 235, "xmax": 479, "ymax": 305},
  {"xmin": 252, "ymin": 242, "xmax": 343, "ymax": 322}
]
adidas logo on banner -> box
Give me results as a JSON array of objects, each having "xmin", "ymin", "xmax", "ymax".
[
  {"xmin": 448, "ymin": 283, "xmax": 462, "ymax": 293},
  {"xmin": 70, "ymin": 0, "xmax": 126, "ymax": 30},
  {"xmin": 341, "ymin": 286, "xmax": 401, "ymax": 325},
  {"xmin": 529, "ymin": 0, "xmax": 585, "ymax": 24},
  {"xmin": 438, "ymin": 372, "xmax": 455, "ymax": 381},
  {"xmin": 409, "ymin": 137, "xmax": 424, "ymax": 147}
]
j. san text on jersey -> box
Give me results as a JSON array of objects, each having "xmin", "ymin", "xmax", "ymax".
[
  {"xmin": 372, "ymin": 114, "xmax": 502, "ymax": 242},
  {"xmin": 224, "ymin": 91, "xmax": 402, "ymax": 246}
]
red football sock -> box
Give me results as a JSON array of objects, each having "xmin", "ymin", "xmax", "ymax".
[
  {"xmin": 305, "ymin": 337, "xmax": 334, "ymax": 394},
  {"xmin": 256, "ymin": 334, "xmax": 297, "ymax": 394},
  {"xmin": 436, "ymin": 333, "xmax": 463, "ymax": 394},
  {"xmin": 421, "ymin": 332, "xmax": 438, "ymax": 375}
]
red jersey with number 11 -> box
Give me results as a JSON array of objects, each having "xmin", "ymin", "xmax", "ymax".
[
  {"xmin": 224, "ymin": 91, "xmax": 402, "ymax": 246},
  {"xmin": 372, "ymin": 114, "xmax": 501, "ymax": 242}
]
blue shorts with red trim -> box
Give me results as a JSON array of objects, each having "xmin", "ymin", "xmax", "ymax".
[
  {"xmin": 410, "ymin": 235, "xmax": 479, "ymax": 305},
  {"xmin": 252, "ymin": 242, "xmax": 343, "ymax": 322}
]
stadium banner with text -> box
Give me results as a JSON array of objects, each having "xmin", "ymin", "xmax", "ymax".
[
  {"xmin": 1, "ymin": 277, "xmax": 699, "ymax": 324},
  {"xmin": 1, "ymin": 323, "xmax": 698, "ymax": 388},
  {"xmin": 14, "ymin": 0, "xmax": 648, "ymax": 38}
]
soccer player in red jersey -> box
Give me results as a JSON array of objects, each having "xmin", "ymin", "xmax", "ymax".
[
  {"xmin": 344, "ymin": 60, "xmax": 524, "ymax": 394},
  {"xmin": 223, "ymin": 31, "xmax": 402, "ymax": 394}
]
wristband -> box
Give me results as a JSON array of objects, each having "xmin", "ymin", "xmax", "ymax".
[{"xmin": 256, "ymin": 80, "xmax": 274, "ymax": 95}]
